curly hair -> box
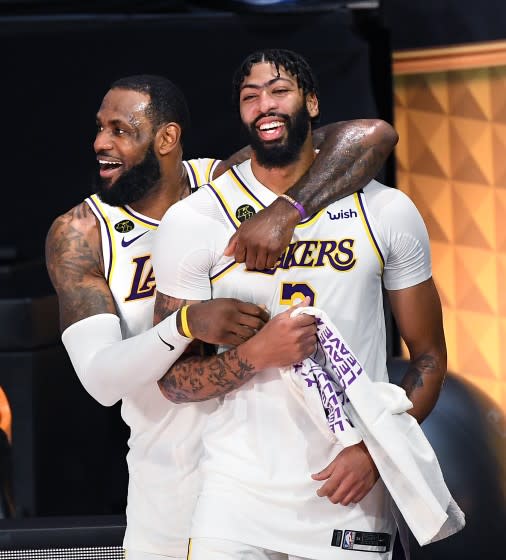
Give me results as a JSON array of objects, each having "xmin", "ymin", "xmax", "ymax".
[{"xmin": 232, "ymin": 48, "xmax": 320, "ymax": 120}]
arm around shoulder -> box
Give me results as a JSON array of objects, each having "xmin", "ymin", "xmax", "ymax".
[
  {"xmin": 223, "ymin": 119, "xmax": 398, "ymax": 270},
  {"xmin": 290, "ymin": 118, "xmax": 399, "ymax": 215}
]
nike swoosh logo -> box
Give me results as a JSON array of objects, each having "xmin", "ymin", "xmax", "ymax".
[
  {"xmin": 158, "ymin": 333, "xmax": 175, "ymax": 351},
  {"xmin": 121, "ymin": 231, "xmax": 149, "ymax": 247}
]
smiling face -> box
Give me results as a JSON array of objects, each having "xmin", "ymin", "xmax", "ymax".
[
  {"xmin": 239, "ymin": 61, "xmax": 319, "ymax": 167},
  {"xmin": 93, "ymin": 87, "xmax": 161, "ymax": 206}
]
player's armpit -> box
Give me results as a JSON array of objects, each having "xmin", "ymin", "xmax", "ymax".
[{"xmin": 45, "ymin": 202, "xmax": 116, "ymax": 331}]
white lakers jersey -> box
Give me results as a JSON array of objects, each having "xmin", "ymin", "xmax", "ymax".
[
  {"xmin": 153, "ymin": 159, "xmax": 432, "ymax": 560},
  {"xmin": 85, "ymin": 158, "xmax": 221, "ymax": 557}
]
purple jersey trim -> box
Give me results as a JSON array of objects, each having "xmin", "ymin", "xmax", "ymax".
[
  {"xmin": 87, "ymin": 196, "xmax": 114, "ymax": 283},
  {"xmin": 210, "ymin": 259, "xmax": 237, "ymax": 282},
  {"xmin": 122, "ymin": 205, "xmax": 159, "ymax": 228},
  {"xmin": 184, "ymin": 160, "xmax": 199, "ymax": 193},
  {"xmin": 230, "ymin": 167, "xmax": 267, "ymax": 209},
  {"xmin": 205, "ymin": 182, "xmax": 239, "ymax": 231},
  {"xmin": 357, "ymin": 192, "xmax": 385, "ymax": 268}
]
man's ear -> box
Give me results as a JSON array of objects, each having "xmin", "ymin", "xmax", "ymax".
[
  {"xmin": 157, "ymin": 122, "xmax": 182, "ymax": 156},
  {"xmin": 306, "ymin": 93, "xmax": 319, "ymax": 119}
]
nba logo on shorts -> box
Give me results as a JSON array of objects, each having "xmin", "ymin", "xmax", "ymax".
[{"xmin": 343, "ymin": 530, "xmax": 355, "ymax": 550}]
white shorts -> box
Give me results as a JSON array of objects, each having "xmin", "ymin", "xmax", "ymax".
[
  {"xmin": 125, "ymin": 549, "xmax": 185, "ymax": 560},
  {"xmin": 188, "ymin": 538, "xmax": 312, "ymax": 560}
]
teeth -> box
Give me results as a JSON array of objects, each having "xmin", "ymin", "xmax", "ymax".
[
  {"xmin": 259, "ymin": 121, "xmax": 283, "ymax": 131},
  {"xmin": 99, "ymin": 160, "xmax": 122, "ymax": 168}
]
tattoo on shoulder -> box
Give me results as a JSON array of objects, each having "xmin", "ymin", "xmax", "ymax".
[
  {"xmin": 47, "ymin": 205, "xmax": 100, "ymax": 280},
  {"xmin": 45, "ymin": 203, "xmax": 116, "ymax": 329}
]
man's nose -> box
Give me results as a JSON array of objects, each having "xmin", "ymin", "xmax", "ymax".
[
  {"xmin": 94, "ymin": 129, "xmax": 113, "ymax": 153},
  {"xmin": 258, "ymin": 90, "xmax": 277, "ymax": 114}
]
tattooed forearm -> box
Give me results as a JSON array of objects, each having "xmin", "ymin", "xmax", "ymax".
[
  {"xmin": 400, "ymin": 353, "xmax": 437, "ymax": 397},
  {"xmin": 400, "ymin": 352, "xmax": 446, "ymax": 423},
  {"xmin": 153, "ymin": 291, "xmax": 188, "ymax": 325},
  {"xmin": 288, "ymin": 120, "xmax": 398, "ymax": 215},
  {"xmin": 158, "ymin": 348, "xmax": 256, "ymax": 403}
]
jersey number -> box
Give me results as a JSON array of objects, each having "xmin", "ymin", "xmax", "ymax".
[{"xmin": 280, "ymin": 282, "xmax": 316, "ymax": 306}]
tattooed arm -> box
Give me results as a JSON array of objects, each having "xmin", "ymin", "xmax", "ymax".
[
  {"xmin": 224, "ymin": 119, "xmax": 398, "ymax": 270},
  {"xmin": 297, "ymin": 119, "xmax": 398, "ymax": 214},
  {"xmin": 387, "ymin": 278, "xmax": 447, "ymax": 423},
  {"xmin": 155, "ymin": 292, "xmax": 317, "ymax": 403},
  {"xmin": 45, "ymin": 202, "xmax": 115, "ymax": 331},
  {"xmin": 45, "ymin": 204, "xmax": 270, "ymax": 406}
]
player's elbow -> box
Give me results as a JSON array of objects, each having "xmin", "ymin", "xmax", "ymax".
[
  {"xmin": 157, "ymin": 378, "xmax": 186, "ymax": 404},
  {"xmin": 157, "ymin": 378, "xmax": 203, "ymax": 404},
  {"xmin": 91, "ymin": 391, "xmax": 121, "ymax": 408},
  {"xmin": 370, "ymin": 119, "xmax": 399, "ymax": 149},
  {"xmin": 77, "ymin": 374, "xmax": 121, "ymax": 407}
]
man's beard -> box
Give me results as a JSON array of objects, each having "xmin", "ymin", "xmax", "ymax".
[
  {"xmin": 94, "ymin": 143, "xmax": 161, "ymax": 207},
  {"xmin": 246, "ymin": 103, "xmax": 311, "ymax": 169}
]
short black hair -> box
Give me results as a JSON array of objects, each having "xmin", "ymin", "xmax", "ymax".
[
  {"xmin": 110, "ymin": 74, "xmax": 191, "ymax": 140},
  {"xmin": 232, "ymin": 48, "xmax": 320, "ymax": 120}
]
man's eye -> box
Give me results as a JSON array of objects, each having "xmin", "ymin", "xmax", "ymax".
[
  {"xmin": 242, "ymin": 94, "xmax": 257, "ymax": 102},
  {"xmin": 273, "ymin": 89, "xmax": 289, "ymax": 95},
  {"xmin": 114, "ymin": 128, "xmax": 126, "ymax": 135}
]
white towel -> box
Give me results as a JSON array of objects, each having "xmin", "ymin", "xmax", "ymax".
[{"xmin": 281, "ymin": 306, "xmax": 465, "ymax": 547}]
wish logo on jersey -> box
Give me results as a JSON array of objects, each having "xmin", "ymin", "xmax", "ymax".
[
  {"xmin": 327, "ymin": 208, "xmax": 358, "ymax": 221},
  {"xmin": 254, "ymin": 238, "xmax": 357, "ymax": 276}
]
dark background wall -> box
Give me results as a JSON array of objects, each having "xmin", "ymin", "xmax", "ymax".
[
  {"xmin": 0, "ymin": 5, "xmax": 383, "ymax": 263},
  {"xmin": 3, "ymin": 0, "xmax": 506, "ymax": 262}
]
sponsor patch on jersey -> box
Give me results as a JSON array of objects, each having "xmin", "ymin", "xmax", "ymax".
[
  {"xmin": 235, "ymin": 204, "xmax": 256, "ymax": 223},
  {"xmin": 332, "ymin": 530, "xmax": 391, "ymax": 553},
  {"xmin": 114, "ymin": 219, "xmax": 135, "ymax": 233},
  {"xmin": 327, "ymin": 209, "xmax": 358, "ymax": 221}
]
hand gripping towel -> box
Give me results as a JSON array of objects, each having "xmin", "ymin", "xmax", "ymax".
[{"xmin": 280, "ymin": 306, "xmax": 465, "ymax": 546}]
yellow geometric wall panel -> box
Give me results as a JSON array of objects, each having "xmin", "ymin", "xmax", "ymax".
[{"xmin": 393, "ymin": 41, "xmax": 506, "ymax": 413}]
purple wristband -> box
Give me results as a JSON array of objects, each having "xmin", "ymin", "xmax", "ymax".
[{"xmin": 279, "ymin": 193, "xmax": 308, "ymax": 220}]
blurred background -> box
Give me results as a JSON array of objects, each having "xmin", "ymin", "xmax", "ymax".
[{"xmin": 0, "ymin": 1, "xmax": 505, "ymax": 558}]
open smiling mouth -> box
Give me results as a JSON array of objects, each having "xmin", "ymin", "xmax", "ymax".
[
  {"xmin": 257, "ymin": 120, "xmax": 285, "ymax": 141},
  {"xmin": 98, "ymin": 160, "xmax": 123, "ymax": 177}
]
